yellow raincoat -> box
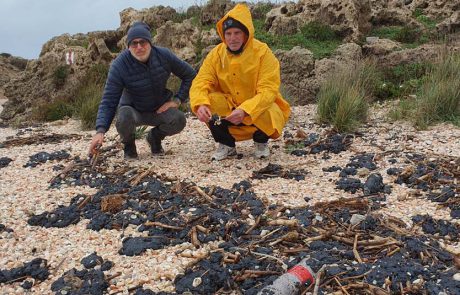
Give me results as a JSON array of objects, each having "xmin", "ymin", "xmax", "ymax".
[{"xmin": 190, "ymin": 3, "xmax": 291, "ymax": 141}]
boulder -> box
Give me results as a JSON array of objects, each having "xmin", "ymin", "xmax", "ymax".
[
  {"xmin": 154, "ymin": 19, "xmax": 201, "ymax": 63},
  {"xmin": 275, "ymin": 46, "xmax": 315, "ymax": 104},
  {"xmin": 363, "ymin": 38, "xmax": 402, "ymax": 56},
  {"xmin": 266, "ymin": 0, "xmax": 372, "ymax": 41},
  {"xmin": 314, "ymin": 43, "xmax": 362, "ymax": 88},
  {"xmin": 200, "ymin": 0, "xmax": 235, "ymax": 25}
]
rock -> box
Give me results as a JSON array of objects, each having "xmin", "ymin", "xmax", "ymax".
[
  {"xmin": 274, "ymin": 46, "xmax": 315, "ymax": 104},
  {"xmin": 266, "ymin": 0, "xmax": 372, "ymax": 41},
  {"xmin": 350, "ymin": 214, "xmax": 366, "ymax": 225},
  {"xmin": 154, "ymin": 19, "xmax": 201, "ymax": 62},
  {"xmin": 436, "ymin": 11, "xmax": 460, "ymax": 35},
  {"xmin": 363, "ymin": 38, "xmax": 402, "ymax": 56},
  {"xmin": 200, "ymin": 0, "xmax": 234, "ymax": 25},
  {"xmin": 453, "ymin": 273, "xmax": 460, "ymax": 281}
]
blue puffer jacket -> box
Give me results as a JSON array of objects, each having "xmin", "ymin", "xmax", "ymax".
[{"xmin": 95, "ymin": 46, "xmax": 196, "ymax": 133}]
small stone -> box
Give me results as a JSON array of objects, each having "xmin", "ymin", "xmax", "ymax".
[
  {"xmin": 350, "ymin": 214, "xmax": 366, "ymax": 225},
  {"xmin": 453, "ymin": 273, "xmax": 460, "ymax": 281},
  {"xmin": 192, "ymin": 277, "xmax": 202, "ymax": 287}
]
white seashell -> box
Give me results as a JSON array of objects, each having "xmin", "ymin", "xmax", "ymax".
[{"xmin": 192, "ymin": 277, "xmax": 202, "ymax": 287}]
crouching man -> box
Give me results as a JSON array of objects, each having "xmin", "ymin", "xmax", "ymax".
[
  {"xmin": 88, "ymin": 22, "xmax": 196, "ymax": 159},
  {"xmin": 190, "ymin": 4, "xmax": 290, "ymax": 161}
]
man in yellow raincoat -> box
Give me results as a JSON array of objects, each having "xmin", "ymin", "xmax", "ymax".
[{"xmin": 190, "ymin": 3, "xmax": 291, "ymax": 160}]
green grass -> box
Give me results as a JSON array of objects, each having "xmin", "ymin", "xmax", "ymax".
[
  {"xmin": 73, "ymin": 87, "xmax": 101, "ymax": 130},
  {"xmin": 317, "ymin": 60, "xmax": 380, "ymax": 132},
  {"xmin": 375, "ymin": 62, "xmax": 432, "ymax": 100},
  {"xmin": 135, "ymin": 126, "xmax": 148, "ymax": 139},
  {"xmin": 72, "ymin": 64, "xmax": 109, "ymax": 129},
  {"xmin": 389, "ymin": 54, "xmax": 460, "ymax": 128},
  {"xmin": 371, "ymin": 25, "xmax": 422, "ymax": 44},
  {"xmin": 254, "ymin": 20, "xmax": 341, "ymax": 59},
  {"xmin": 413, "ymin": 54, "xmax": 460, "ymax": 128}
]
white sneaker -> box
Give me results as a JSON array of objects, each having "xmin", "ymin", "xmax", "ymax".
[
  {"xmin": 211, "ymin": 143, "xmax": 237, "ymax": 161},
  {"xmin": 254, "ymin": 142, "xmax": 270, "ymax": 159}
]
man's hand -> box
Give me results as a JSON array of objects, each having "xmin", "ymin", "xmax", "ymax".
[
  {"xmin": 225, "ymin": 109, "xmax": 246, "ymax": 125},
  {"xmin": 196, "ymin": 105, "xmax": 212, "ymax": 122},
  {"xmin": 88, "ymin": 133, "xmax": 104, "ymax": 157},
  {"xmin": 157, "ymin": 101, "xmax": 179, "ymax": 114}
]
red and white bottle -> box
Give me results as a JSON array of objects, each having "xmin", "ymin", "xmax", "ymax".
[{"xmin": 257, "ymin": 259, "xmax": 316, "ymax": 295}]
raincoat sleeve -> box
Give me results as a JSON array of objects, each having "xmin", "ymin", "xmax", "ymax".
[
  {"xmin": 189, "ymin": 51, "xmax": 217, "ymax": 114},
  {"xmin": 237, "ymin": 48, "xmax": 281, "ymax": 123}
]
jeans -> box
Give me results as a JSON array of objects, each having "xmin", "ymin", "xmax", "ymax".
[{"xmin": 115, "ymin": 106, "xmax": 186, "ymax": 143}]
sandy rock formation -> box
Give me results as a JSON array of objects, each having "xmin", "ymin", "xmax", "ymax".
[
  {"xmin": 200, "ymin": 0, "xmax": 235, "ymax": 25},
  {"xmin": 408, "ymin": 0, "xmax": 460, "ymax": 20},
  {"xmin": 117, "ymin": 6, "xmax": 177, "ymax": 49},
  {"xmin": 276, "ymin": 43, "xmax": 362, "ymax": 104},
  {"xmin": 0, "ymin": 54, "xmax": 25, "ymax": 87},
  {"xmin": 266, "ymin": 0, "xmax": 372, "ymax": 41},
  {"xmin": 437, "ymin": 11, "xmax": 460, "ymax": 35},
  {"xmin": 363, "ymin": 38, "xmax": 402, "ymax": 56},
  {"xmin": 0, "ymin": 31, "xmax": 119, "ymax": 124},
  {"xmin": 154, "ymin": 19, "xmax": 201, "ymax": 62},
  {"xmin": 275, "ymin": 47, "xmax": 315, "ymax": 104}
]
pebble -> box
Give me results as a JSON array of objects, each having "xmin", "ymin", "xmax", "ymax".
[
  {"xmin": 453, "ymin": 273, "xmax": 460, "ymax": 281},
  {"xmin": 350, "ymin": 214, "xmax": 366, "ymax": 225}
]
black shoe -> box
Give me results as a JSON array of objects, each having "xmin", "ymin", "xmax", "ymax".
[
  {"xmin": 123, "ymin": 142, "xmax": 138, "ymax": 159},
  {"xmin": 146, "ymin": 128, "xmax": 165, "ymax": 155}
]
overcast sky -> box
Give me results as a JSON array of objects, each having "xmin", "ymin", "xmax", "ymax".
[{"xmin": 0, "ymin": 0, "xmax": 214, "ymax": 59}]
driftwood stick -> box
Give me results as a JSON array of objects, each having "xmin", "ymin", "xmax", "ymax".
[
  {"xmin": 106, "ymin": 272, "xmax": 122, "ymax": 281},
  {"xmin": 245, "ymin": 216, "xmax": 261, "ymax": 235},
  {"xmin": 190, "ymin": 226, "xmax": 200, "ymax": 247},
  {"xmin": 144, "ymin": 221, "xmax": 183, "ymax": 230},
  {"xmin": 193, "ymin": 186, "xmax": 214, "ymax": 202},
  {"xmin": 340, "ymin": 269, "xmax": 372, "ymax": 281},
  {"xmin": 267, "ymin": 219, "xmax": 299, "ymax": 227},
  {"xmin": 334, "ymin": 277, "xmax": 350, "ymax": 295},
  {"xmin": 53, "ymin": 256, "xmax": 67, "ymax": 275},
  {"xmin": 353, "ymin": 234, "xmax": 363, "ymax": 263},
  {"xmin": 77, "ymin": 195, "xmax": 92, "ymax": 210},
  {"xmin": 48, "ymin": 161, "xmax": 76, "ymax": 183},
  {"xmin": 313, "ymin": 265, "xmax": 327, "ymax": 295},
  {"xmin": 130, "ymin": 167, "xmax": 154, "ymax": 186},
  {"xmin": 234, "ymin": 247, "xmax": 288, "ymax": 270}
]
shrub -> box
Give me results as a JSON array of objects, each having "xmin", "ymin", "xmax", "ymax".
[
  {"xmin": 72, "ymin": 83, "xmax": 103, "ymax": 130},
  {"xmin": 253, "ymin": 20, "xmax": 341, "ymax": 59},
  {"xmin": 317, "ymin": 60, "xmax": 379, "ymax": 132},
  {"xmin": 72, "ymin": 63, "xmax": 109, "ymax": 129},
  {"xmin": 53, "ymin": 65, "xmax": 70, "ymax": 88},
  {"xmin": 301, "ymin": 21, "xmax": 338, "ymax": 41},
  {"xmin": 413, "ymin": 54, "xmax": 460, "ymax": 128},
  {"xmin": 33, "ymin": 98, "xmax": 73, "ymax": 122},
  {"xmin": 371, "ymin": 26, "xmax": 426, "ymax": 46},
  {"xmin": 376, "ymin": 62, "xmax": 432, "ymax": 100},
  {"xmin": 395, "ymin": 26, "xmax": 420, "ymax": 43},
  {"xmin": 0, "ymin": 52, "xmax": 12, "ymax": 58}
]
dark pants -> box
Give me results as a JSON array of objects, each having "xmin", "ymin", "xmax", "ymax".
[
  {"xmin": 115, "ymin": 106, "xmax": 186, "ymax": 143},
  {"xmin": 208, "ymin": 119, "xmax": 269, "ymax": 147}
]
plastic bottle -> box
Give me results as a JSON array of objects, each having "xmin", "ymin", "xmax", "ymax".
[{"xmin": 257, "ymin": 259, "xmax": 316, "ymax": 295}]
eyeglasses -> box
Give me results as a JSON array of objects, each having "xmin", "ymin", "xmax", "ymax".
[{"xmin": 129, "ymin": 39, "xmax": 149, "ymax": 48}]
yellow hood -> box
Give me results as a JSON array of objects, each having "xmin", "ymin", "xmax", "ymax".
[{"xmin": 216, "ymin": 4, "xmax": 255, "ymax": 46}]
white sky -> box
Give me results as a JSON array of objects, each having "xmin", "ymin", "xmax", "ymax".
[{"xmin": 0, "ymin": 0, "xmax": 214, "ymax": 59}]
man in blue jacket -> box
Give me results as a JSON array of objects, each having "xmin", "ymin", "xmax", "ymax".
[{"xmin": 88, "ymin": 22, "xmax": 196, "ymax": 159}]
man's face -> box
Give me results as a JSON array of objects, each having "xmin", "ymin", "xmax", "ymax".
[
  {"xmin": 128, "ymin": 38, "xmax": 151, "ymax": 63},
  {"xmin": 224, "ymin": 28, "xmax": 247, "ymax": 52}
]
